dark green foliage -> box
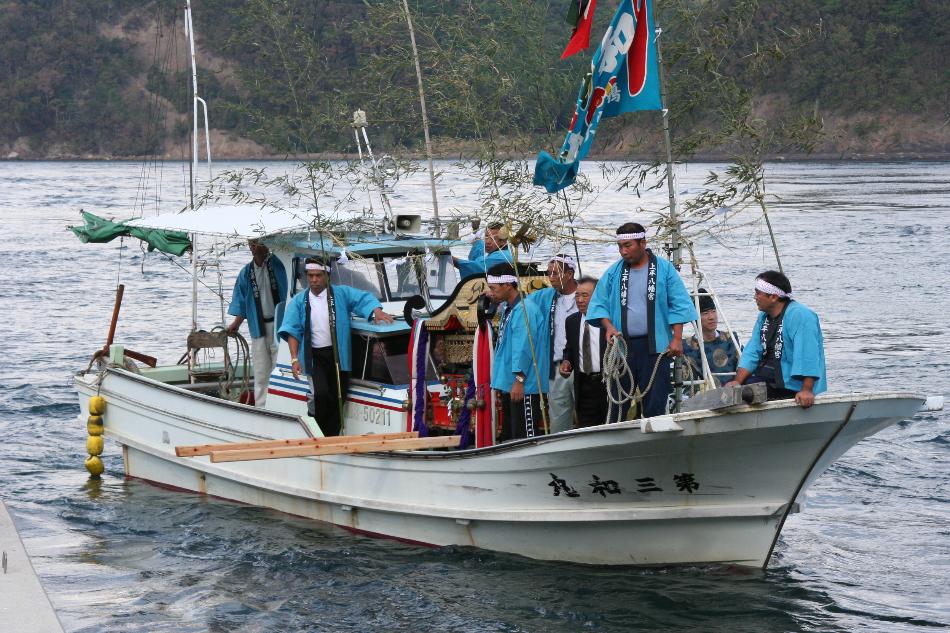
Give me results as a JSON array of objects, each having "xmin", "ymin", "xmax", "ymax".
[{"xmin": 0, "ymin": 0, "xmax": 946, "ymax": 157}]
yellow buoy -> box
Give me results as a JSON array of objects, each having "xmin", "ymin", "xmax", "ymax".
[
  {"xmin": 84, "ymin": 455, "xmax": 105, "ymax": 477},
  {"xmin": 88, "ymin": 395, "xmax": 107, "ymax": 415},
  {"xmin": 87, "ymin": 419, "xmax": 105, "ymax": 436},
  {"xmin": 86, "ymin": 435, "xmax": 104, "ymax": 456}
]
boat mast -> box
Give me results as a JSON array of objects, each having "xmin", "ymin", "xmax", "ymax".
[
  {"xmin": 400, "ymin": 0, "xmax": 441, "ymax": 236},
  {"xmin": 184, "ymin": 0, "xmax": 213, "ymax": 333}
]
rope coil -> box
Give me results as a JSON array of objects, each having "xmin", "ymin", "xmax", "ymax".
[{"xmin": 601, "ymin": 336, "xmax": 669, "ymax": 420}]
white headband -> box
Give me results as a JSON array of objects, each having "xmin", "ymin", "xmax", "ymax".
[
  {"xmin": 305, "ymin": 263, "xmax": 328, "ymax": 272},
  {"xmin": 755, "ymin": 278, "xmax": 791, "ymax": 298},
  {"xmin": 616, "ymin": 232, "xmax": 646, "ymax": 241},
  {"xmin": 487, "ymin": 274, "xmax": 518, "ymax": 284},
  {"xmin": 549, "ymin": 255, "xmax": 577, "ymax": 271}
]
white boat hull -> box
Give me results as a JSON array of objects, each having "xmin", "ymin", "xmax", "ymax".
[{"xmin": 75, "ymin": 368, "xmax": 924, "ymax": 567}]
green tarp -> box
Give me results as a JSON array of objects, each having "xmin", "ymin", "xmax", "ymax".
[{"xmin": 69, "ymin": 210, "xmax": 191, "ymax": 257}]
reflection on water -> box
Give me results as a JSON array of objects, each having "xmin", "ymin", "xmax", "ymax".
[{"xmin": 0, "ymin": 160, "xmax": 948, "ymax": 632}]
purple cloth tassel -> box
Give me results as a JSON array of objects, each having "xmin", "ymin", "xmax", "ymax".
[
  {"xmin": 412, "ymin": 324, "xmax": 429, "ymax": 437},
  {"xmin": 453, "ymin": 379, "xmax": 477, "ymax": 449}
]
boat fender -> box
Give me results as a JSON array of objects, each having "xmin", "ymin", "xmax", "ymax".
[
  {"xmin": 641, "ymin": 416, "xmax": 683, "ymax": 433},
  {"xmin": 88, "ymin": 395, "xmax": 106, "ymax": 415},
  {"xmin": 87, "ymin": 416, "xmax": 104, "ymax": 436},
  {"xmin": 86, "ymin": 435, "xmax": 104, "ymax": 456},
  {"xmin": 84, "ymin": 456, "xmax": 105, "ymax": 477},
  {"xmin": 85, "ymin": 396, "xmax": 107, "ymax": 477}
]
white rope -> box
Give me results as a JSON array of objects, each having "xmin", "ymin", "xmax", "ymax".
[
  {"xmin": 601, "ymin": 337, "xmax": 669, "ymax": 419},
  {"xmin": 602, "ymin": 337, "xmax": 635, "ymax": 407}
]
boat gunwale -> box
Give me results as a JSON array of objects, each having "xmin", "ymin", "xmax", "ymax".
[{"xmin": 76, "ymin": 365, "xmax": 927, "ymax": 460}]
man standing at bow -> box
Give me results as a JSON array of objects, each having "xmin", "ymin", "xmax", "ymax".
[
  {"xmin": 487, "ymin": 263, "xmax": 548, "ymax": 441},
  {"xmin": 586, "ymin": 222, "xmax": 697, "ymax": 420},
  {"xmin": 279, "ymin": 257, "xmax": 395, "ymax": 436},
  {"xmin": 226, "ymin": 239, "xmax": 288, "ymax": 407},
  {"xmin": 527, "ymin": 254, "xmax": 579, "ymax": 433},
  {"xmin": 725, "ymin": 271, "xmax": 826, "ymax": 408},
  {"xmin": 454, "ymin": 222, "xmax": 514, "ymax": 278}
]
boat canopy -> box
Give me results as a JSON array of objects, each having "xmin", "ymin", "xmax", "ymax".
[
  {"xmin": 124, "ymin": 204, "xmax": 315, "ymax": 239},
  {"xmin": 289, "ymin": 233, "xmax": 462, "ymax": 257}
]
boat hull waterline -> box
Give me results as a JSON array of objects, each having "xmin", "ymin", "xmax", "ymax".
[{"xmin": 75, "ymin": 368, "xmax": 923, "ymax": 567}]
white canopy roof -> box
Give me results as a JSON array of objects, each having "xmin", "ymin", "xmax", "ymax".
[{"xmin": 125, "ymin": 204, "xmax": 315, "ymax": 239}]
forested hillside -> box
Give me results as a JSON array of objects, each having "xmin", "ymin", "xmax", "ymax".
[{"xmin": 0, "ymin": 0, "xmax": 947, "ymax": 159}]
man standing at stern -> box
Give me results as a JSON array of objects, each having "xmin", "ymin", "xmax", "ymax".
[
  {"xmin": 527, "ymin": 254, "xmax": 579, "ymax": 434},
  {"xmin": 279, "ymin": 257, "xmax": 395, "ymax": 436},
  {"xmin": 586, "ymin": 223, "xmax": 697, "ymax": 421},
  {"xmin": 725, "ymin": 271, "xmax": 826, "ymax": 408},
  {"xmin": 226, "ymin": 239, "xmax": 288, "ymax": 407},
  {"xmin": 487, "ymin": 263, "xmax": 548, "ymax": 441}
]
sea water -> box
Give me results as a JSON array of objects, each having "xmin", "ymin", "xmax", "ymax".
[{"xmin": 0, "ymin": 160, "xmax": 947, "ymax": 632}]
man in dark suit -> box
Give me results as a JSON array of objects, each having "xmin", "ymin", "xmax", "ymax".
[{"xmin": 559, "ymin": 277, "xmax": 609, "ymax": 427}]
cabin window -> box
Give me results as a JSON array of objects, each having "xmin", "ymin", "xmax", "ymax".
[
  {"xmin": 292, "ymin": 257, "xmax": 386, "ymax": 300},
  {"xmin": 352, "ymin": 333, "xmax": 411, "ymax": 385},
  {"xmin": 382, "ymin": 252, "xmax": 457, "ymax": 300}
]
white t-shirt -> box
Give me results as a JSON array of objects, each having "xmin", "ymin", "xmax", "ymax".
[
  {"xmin": 552, "ymin": 291, "xmax": 578, "ymax": 362},
  {"xmin": 308, "ymin": 290, "xmax": 332, "ymax": 348}
]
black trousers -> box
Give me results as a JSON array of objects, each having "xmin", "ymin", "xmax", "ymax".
[
  {"xmin": 746, "ymin": 375, "xmax": 797, "ymax": 400},
  {"xmin": 574, "ymin": 371, "xmax": 609, "ymax": 427},
  {"xmin": 309, "ymin": 346, "xmax": 349, "ymax": 437},
  {"xmin": 607, "ymin": 335, "xmax": 672, "ymax": 423},
  {"xmin": 500, "ymin": 392, "xmax": 546, "ymax": 441}
]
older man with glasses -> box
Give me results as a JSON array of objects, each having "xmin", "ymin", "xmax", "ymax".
[{"xmin": 526, "ymin": 253, "xmax": 580, "ymax": 433}]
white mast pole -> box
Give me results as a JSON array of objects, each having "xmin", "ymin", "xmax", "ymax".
[
  {"xmin": 400, "ymin": 0, "xmax": 441, "ymax": 236},
  {"xmin": 185, "ymin": 0, "xmax": 199, "ymax": 332}
]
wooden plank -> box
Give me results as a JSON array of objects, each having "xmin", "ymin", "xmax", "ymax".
[
  {"xmin": 176, "ymin": 431, "xmax": 418, "ymax": 457},
  {"xmin": 209, "ymin": 435, "xmax": 461, "ymax": 463}
]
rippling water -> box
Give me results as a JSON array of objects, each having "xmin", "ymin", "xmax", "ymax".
[{"xmin": 1, "ymin": 160, "xmax": 948, "ymax": 632}]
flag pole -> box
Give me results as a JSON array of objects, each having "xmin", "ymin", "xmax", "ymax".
[{"xmin": 652, "ymin": 6, "xmax": 686, "ymax": 410}]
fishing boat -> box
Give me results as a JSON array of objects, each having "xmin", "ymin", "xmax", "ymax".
[
  {"xmin": 72, "ymin": 198, "xmax": 935, "ymax": 568},
  {"xmin": 70, "ymin": 0, "xmax": 938, "ymax": 569}
]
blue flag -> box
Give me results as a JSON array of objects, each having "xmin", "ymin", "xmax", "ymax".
[{"xmin": 534, "ymin": 0, "xmax": 662, "ymax": 194}]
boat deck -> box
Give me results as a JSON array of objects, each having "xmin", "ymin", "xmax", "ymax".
[{"xmin": 0, "ymin": 500, "xmax": 65, "ymax": 633}]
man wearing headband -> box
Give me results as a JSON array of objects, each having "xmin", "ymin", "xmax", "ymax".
[
  {"xmin": 587, "ymin": 222, "xmax": 697, "ymax": 420},
  {"xmin": 486, "ymin": 263, "xmax": 548, "ymax": 441},
  {"xmin": 226, "ymin": 239, "xmax": 288, "ymax": 406},
  {"xmin": 454, "ymin": 222, "xmax": 514, "ymax": 278},
  {"xmin": 682, "ymin": 288, "xmax": 740, "ymax": 387},
  {"xmin": 278, "ymin": 256, "xmax": 395, "ymax": 436},
  {"xmin": 526, "ymin": 253, "xmax": 579, "ymax": 433},
  {"xmin": 725, "ymin": 271, "xmax": 826, "ymax": 408}
]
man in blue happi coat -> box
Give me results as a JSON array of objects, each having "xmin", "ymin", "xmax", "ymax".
[
  {"xmin": 454, "ymin": 223, "xmax": 514, "ymax": 278},
  {"xmin": 279, "ymin": 256, "xmax": 395, "ymax": 436},
  {"xmin": 487, "ymin": 263, "xmax": 549, "ymax": 441},
  {"xmin": 682, "ymin": 289, "xmax": 741, "ymax": 387},
  {"xmin": 526, "ymin": 254, "xmax": 579, "ymax": 433},
  {"xmin": 226, "ymin": 239, "xmax": 289, "ymax": 407},
  {"xmin": 466, "ymin": 218, "xmax": 485, "ymax": 261},
  {"xmin": 587, "ymin": 222, "xmax": 698, "ymax": 420},
  {"xmin": 725, "ymin": 271, "xmax": 827, "ymax": 408}
]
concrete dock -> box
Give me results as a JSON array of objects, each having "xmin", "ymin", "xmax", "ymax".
[{"xmin": 0, "ymin": 500, "xmax": 65, "ymax": 633}]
